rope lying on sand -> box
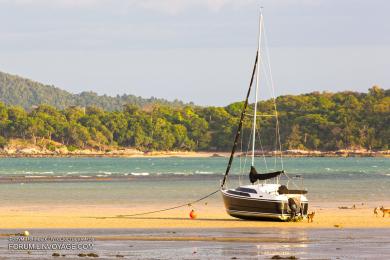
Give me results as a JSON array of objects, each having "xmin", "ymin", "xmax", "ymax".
[{"xmin": 119, "ymin": 189, "xmax": 220, "ymax": 217}]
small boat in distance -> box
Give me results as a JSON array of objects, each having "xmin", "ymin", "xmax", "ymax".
[{"xmin": 220, "ymin": 10, "xmax": 308, "ymax": 221}]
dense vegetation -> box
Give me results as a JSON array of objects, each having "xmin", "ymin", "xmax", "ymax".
[
  {"xmin": 0, "ymin": 85, "xmax": 388, "ymax": 151},
  {"xmin": 0, "ymin": 71, "xmax": 189, "ymax": 110}
]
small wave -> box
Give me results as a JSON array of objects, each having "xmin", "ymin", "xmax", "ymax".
[
  {"xmin": 25, "ymin": 176, "xmax": 46, "ymax": 178},
  {"xmin": 98, "ymin": 171, "xmax": 112, "ymax": 175},
  {"xmin": 66, "ymin": 172, "xmax": 80, "ymax": 175},
  {"xmin": 195, "ymin": 171, "xmax": 214, "ymax": 174},
  {"xmin": 130, "ymin": 172, "xmax": 149, "ymax": 176},
  {"xmin": 21, "ymin": 171, "xmax": 54, "ymax": 175},
  {"xmin": 79, "ymin": 175, "xmax": 91, "ymax": 178},
  {"xmin": 173, "ymin": 172, "xmax": 192, "ymax": 175}
]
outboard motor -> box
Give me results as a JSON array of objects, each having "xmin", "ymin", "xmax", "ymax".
[{"xmin": 288, "ymin": 198, "xmax": 301, "ymax": 217}]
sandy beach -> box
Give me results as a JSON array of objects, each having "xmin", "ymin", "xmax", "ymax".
[
  {"xmin": 1, "ymin": 202, "xmax": 389, "ymax": 230},
  {"xmin": 1, "ymin": 139, "xmax": 389, "ymax": 158}
]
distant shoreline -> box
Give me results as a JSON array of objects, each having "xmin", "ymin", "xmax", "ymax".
[
  {"xmin": 0, "ymin": 149, "xmax": 389, "ymax": 158},
  {"xmin": 1, "ymin": 139, "xmax": 389, "ymax": 158}
]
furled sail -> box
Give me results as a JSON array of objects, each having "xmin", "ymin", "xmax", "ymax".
[{"xmin": 249, "ymin": 166, "xmax": 283, "ymax": 183}]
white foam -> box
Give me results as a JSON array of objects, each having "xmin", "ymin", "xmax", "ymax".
[
  {"xmin": 130, "ymin": 172, "xmax": 149, "ymax": 176},
  {"xmin": 66, "ymin": 172, "xmax": 80, "ymax": 175},
  {"xmin": 173, "ymin": 172, "xmax": 191, "ymax": 175},
  {"xmin": 195, "ymin": 170, "xmax": 214, "ymax": 174}
]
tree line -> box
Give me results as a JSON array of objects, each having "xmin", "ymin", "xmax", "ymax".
[
  {"xmin": 0, "ymin": 71, "xmax": 189, "ymax": 111},
  {"xmin": 0, "ymin": 86, "xmax": 388, "ymax": 151}
]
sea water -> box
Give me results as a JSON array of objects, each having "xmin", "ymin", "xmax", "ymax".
[{"xmin": 0, "ymin": 157, "xmax": 389, "ymax": 206}]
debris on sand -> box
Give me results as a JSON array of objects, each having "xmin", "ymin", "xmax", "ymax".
[{"xmin": 271, "ymin": 255, "xmax": 298, "ymax": 259}]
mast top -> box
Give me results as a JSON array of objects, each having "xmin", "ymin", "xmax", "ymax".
[{"xmin": 251, "ymin": 7, "xmax": 263, "ymax": 167}]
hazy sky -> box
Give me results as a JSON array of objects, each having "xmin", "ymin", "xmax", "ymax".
[{"xmin": 0, "ymin": 0, "xmax": 389, "ymax": 106}]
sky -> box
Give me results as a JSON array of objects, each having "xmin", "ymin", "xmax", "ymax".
[{"xmin": 0, "ymin": 0, "xmax": 389, "ymax": 106}]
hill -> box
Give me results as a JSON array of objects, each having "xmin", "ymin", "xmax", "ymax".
[
  {"xmin": 0, "ymin": 71, "xmax": 188, "ymax": 110},
  {"xmin": 0, "ymin": 70, "xmax": 388, "ymax": 153}
]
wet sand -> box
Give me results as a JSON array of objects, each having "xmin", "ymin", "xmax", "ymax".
[
  {"xmin": 1, "ymin": 202, "xmax": 389, "ymax": 229},
  {"xmin": 1, "ymin": 203, "xmax": 389, "ymax": 259},
  {"xmin": 0, "ymin": 228, "xmax": 389, "ymax": 259}
]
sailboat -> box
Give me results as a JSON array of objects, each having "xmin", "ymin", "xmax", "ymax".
[{"xmin": 220, "ymin": 10, "xmax": 308, "ymax": 221}]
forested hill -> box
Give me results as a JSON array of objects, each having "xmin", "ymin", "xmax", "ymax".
[
  {"xmin": 0, "ymin": 78, "xmax": 388, "ymax": 151},
  {"xmin": 0, "ymin": 71, "xmax": 188, "ymax": 110}
]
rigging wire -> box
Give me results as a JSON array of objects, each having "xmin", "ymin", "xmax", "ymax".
[
  {"xmin": 239, "ymin": 126, "xmax": 252, "ymax": 182},
  {"xmin": 256, "ymin": 127, "xmax": 269, "ymax": 172},
  {"xmin": 262, "ymin": 20, "xmax": 284, "ymax": 172},
  {"xmin": 239, "ymin": 124, "xmax": 244, "ymax": 186},
  {"xmin": 259, "ymin": 58, "xmax": 278, "ymax": 170}
]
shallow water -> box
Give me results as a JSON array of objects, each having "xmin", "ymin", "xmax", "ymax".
[
  {"xmin": 0, "ymin": 228, "xmax": 389, "ymax": 259},
  {"xmin": 0, "ymin": 157, "xmax": 389, "ymax": 206}
]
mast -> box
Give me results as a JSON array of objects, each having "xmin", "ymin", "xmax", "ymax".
[
  {"xmin": 220, "ymin": 9, "xmax": 263, "ymax": 188},
  {"xmin": 251, "ymin": 11, "xmax": 263, "ymax": 167},
  {"xmin": 221, "ymin": 53, "xmax": 258, "ymax": 188}
]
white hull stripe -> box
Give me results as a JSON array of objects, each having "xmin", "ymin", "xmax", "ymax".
[
  {"xmin": 222, "ymin": 190, "xmax": 309, "ymax": 203},
  {"xmin": 222, "ymin": 190, "xmax": 285, "ymax": 202}
]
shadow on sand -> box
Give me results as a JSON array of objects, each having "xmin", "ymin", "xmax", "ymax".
[{"xmin": 84, "ymin": 215, "xmax": 284, "ymax": 222}]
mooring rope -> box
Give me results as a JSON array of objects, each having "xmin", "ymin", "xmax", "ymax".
[{"xmin": 119, "ymin": 189, "xmax": 220, "ymax": 217}]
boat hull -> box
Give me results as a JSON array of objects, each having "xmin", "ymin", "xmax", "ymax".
[{"xmin": 221, "ymin": 190, "xmax": 308, "ymax": 221}]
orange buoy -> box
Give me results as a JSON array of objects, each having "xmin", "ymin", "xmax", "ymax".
[{"xmin": 189, "ymin": 209, "xmax": 197, "ymax": 219}]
